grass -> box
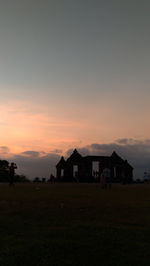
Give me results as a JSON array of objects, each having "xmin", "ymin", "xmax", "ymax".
[{"xmin": 0, "ymin": 183, "xmax": 150, "ymax": 266}]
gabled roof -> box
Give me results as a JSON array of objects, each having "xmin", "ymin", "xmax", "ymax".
[
  {"xmin": 56, "ymin": 156, "xmax": 66, "ymax": 168},
  {"xmin": 110, "ymin": 151, "xmax": 124, "ymax": 164},
  {"xmin": 66, "ymin": 149, "xmax": 83, "ymax": 163},
  {"xmin": 111, "ymin": 151, "xmax": 133, "ymax": 169},
  {"xmin": 124, "ymin": 160, "xmax": 134, "ymax": 169}
]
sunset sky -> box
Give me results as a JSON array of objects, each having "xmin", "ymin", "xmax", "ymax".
[{"xmin": 0, "ymin": 0, "xmax": 150, "ymax": 178}]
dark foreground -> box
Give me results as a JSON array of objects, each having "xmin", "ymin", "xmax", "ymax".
[{"xmin": 0, "ymin": 183, "xmax": 150, "ymax": 266}]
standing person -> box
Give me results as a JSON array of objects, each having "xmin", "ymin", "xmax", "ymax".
[
  {"xmin": 9, "ymin": 162, "xmax": 17, "ymax": 186},
  {"xmin": 100, "ymin": 170, "xmax": 105, "ymax": 189},
  {"xmin": 101, "ymin": 167, "xmax": 111, "ymax": 189},
  {"xmin": 50, "ymin": 174, "xmax": 55, "ymax": 184}
]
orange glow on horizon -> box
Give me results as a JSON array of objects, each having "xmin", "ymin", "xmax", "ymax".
[{"xmin": 0, "ymin": 99, "xmax": 149, "ymax": 157}]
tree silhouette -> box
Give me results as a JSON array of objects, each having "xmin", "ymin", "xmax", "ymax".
[{"xmin": 0, "ymin": 160, "xmax": 9, "ymax": 182}]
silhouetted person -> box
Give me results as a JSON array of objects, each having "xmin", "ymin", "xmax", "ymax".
[
  {"xmin": 104, "ymin": 167, "xmax": 112, "ymax": 189},
  {"xmin": 50, "ymin": 174, "xmax": 55, "ymax": 184},
  {"xmin": 101, "ymin": 167, "xmax": 111, "ymax": 189},
  {"xmin": 100, "ymin": 170, "xmax": 105, "ymax": 188},
  {"xmin": 9, "ymin": 162, "xmax": 17, "ymax": 186}
]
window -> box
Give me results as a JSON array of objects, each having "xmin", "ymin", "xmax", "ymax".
[
  {"xmin": 73, "ymin": 165, "xmax": 78, "ymax": 177},
  {"xmin": 92, "ymin": 161, "xmax": 99, "ymax": 177},
  {"xmin": 61, "ymin": 169, "xmax": 64, "ymax": 177}
]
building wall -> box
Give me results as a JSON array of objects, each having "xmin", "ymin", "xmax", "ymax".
[{"xmin": 56, "ymin": 154, "xmax": 133, "ymax": 183}]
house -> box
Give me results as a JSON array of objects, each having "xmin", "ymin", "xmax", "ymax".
[{"xmin": 56, "ymin": 149, "xmax": 133, "ymax": 183}]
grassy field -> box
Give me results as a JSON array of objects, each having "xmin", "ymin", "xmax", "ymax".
[{"xmin": 0, "ymin": 183, "xmax": 150, "ymax": 266}]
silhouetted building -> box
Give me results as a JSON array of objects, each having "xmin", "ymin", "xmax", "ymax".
[{"xmin": 56, "ymin": 149, "xmax": 133, "ymax": 183}]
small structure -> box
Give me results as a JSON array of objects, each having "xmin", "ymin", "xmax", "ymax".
[{"xmin": 56, "ymin": 149, "xmax": 133, "ymax": 183}]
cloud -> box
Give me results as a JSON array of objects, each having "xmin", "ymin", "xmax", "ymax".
[
  {"xmin": 50, "ymin": 149, "xmax": 62, "ymax": 154},
  {"xmin": 12, "ymin": 152, "xmax": 60, "ymax": 179},
  {"xmin": 0, "ymin": 100, "xmax": 88, "ymax": 155},
  {"xmin": 21, "ymin": 151, "xmax": 41, "ymax": 157}
]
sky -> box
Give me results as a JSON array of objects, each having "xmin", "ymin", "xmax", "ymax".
[{"xmin": 0, "ymin": 0, "xmax": 150, "ymax": 179}]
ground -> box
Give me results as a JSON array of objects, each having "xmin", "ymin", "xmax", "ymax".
[{"xmin": 0, "ymin": 183, "xmax": 150, "ymax": 266}]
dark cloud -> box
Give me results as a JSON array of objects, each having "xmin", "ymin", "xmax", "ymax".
[
  {"xmin": 14, "ymin": 152, "xmax": 60, "ymax": 180},
  {"xmin": 21, "ymin": 151, "xmax": 41, "ymax": 157},
  {"xmin": 116, "ymin": 138, "xmax": 133, "ymax": 144},
  {"xmin": 116, "ymin": 138, "xmax": 150, "ymax": 146}
]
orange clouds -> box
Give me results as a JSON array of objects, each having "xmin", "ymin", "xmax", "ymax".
[
  {"xmin": 0, "ymin": 100, "xmax": 87, "ymax": 154},
  {"xmin": 0, "ymin": 94, "xmax": 149, "ymax": 158}
]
